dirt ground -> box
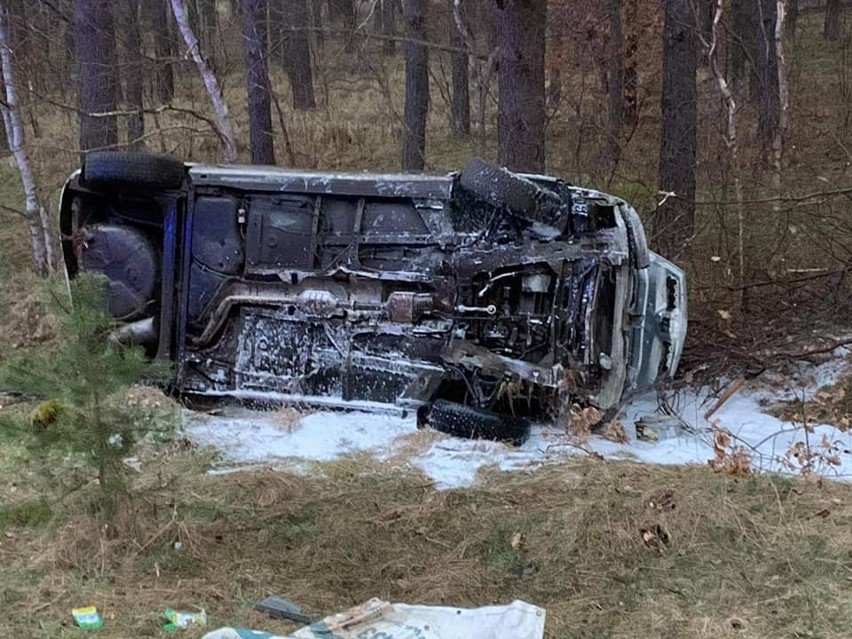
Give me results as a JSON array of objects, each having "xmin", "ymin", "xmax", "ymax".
[{"xmin": 2, "ymin": 436, "xmax": 852, "ymax": 639}]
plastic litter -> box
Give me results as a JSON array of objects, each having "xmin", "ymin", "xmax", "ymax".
[
  {"xmin": 71, "ymin": 606, "xmax": 103, "ymax": 629},
  {"xmin": 163, "ymin": 608, "xmax": 208, "ymax": 631}
]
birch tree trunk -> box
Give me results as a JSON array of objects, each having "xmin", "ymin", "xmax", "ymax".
[
  {"xmin": 0, "ymin": 9, "xmax": 54, "ymax": 277},
  {"xmin": 771, "ymin": 0, "xmax": 788, "ymax": 208},
  {"xmin": 705, "ymin": 0, "xmax": 746, "ymax": 306},
  {"xmin": 170, "ymin": 0, "xmax": 237, "ymax": 163}
]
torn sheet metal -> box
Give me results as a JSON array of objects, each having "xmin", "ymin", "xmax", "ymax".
[{"xmin": 202, "ymin": 599, "xmax": 545, "ymax": 639}]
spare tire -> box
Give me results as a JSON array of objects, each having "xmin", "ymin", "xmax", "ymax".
[
  {"xmin": 458, "ymin": 157, "xmax": 541, "ymax": 217},
  {"xmin": 82, "ymin": 152, "xmax": 186, "ymax": 190},
  {"xmin": 426, "ymin": 399, "xmax": 531, "ymax": 447}
]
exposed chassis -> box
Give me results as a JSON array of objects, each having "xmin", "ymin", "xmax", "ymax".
[{"xmin": 59, "ymin": 154, "xmax": 687, "ymax": 442}]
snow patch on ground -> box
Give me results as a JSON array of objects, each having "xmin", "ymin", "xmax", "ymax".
[{"xmin": 185, "ymin": 348, "xmax": 852, "ymax": 489}]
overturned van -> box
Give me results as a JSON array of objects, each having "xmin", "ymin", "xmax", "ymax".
[{"xmin": 60, "ymin": 153, "xmax": 686, "ymax": 445}]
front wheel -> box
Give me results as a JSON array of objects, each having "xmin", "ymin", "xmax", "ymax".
[{"xmin": 425, "ymin": 399, "xmax": 531, "ymax": 447}]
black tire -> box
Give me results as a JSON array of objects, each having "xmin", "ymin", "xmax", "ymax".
[
  {"xmin": 426, "ymin": 399, "xmax": 531, "ymax": 447},
  {"xmin": 82, "ymin": 152, "xmax": 186, "ymax": 190},
  {"xmin": 458, "ymin": 157, "xmax": 540, "ymax": 216}
]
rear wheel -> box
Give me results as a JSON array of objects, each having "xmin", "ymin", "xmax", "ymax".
[
  {"xmin": 424, "ymin": 399, "xmax": 531, "ymax": 447},
  {"xmin": 81, "ymin": 152, "xmax": 186, "ymax": 190}
]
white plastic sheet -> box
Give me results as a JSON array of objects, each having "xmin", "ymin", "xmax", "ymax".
[{"xmin": 203, "ymin": 599, "xmax": 545, "ymax": 639}]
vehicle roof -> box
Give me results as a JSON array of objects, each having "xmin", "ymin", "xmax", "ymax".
[{"xmin": 187, "ymin": 164, "xmax": 455, "ymax": 200}]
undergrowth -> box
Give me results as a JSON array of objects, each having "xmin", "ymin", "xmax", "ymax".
[{"xmin": 2, "ymin": 461, "xmax": 852, "ymax": 638}]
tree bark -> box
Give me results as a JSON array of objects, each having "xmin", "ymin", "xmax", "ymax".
[
  {"xmin": 401, "ymin": 0, "xmax": 429, "ymax": 170},
  {"xmin": 449, "ymin": 0, "xmax": 470, "ymax": 136},
  {"xmin": 310, "ymin": 0, "xmax": 324, "ymax": 49},
  {"xmin": 118, "ymin": 0, "xmax": 146, "ymax": 150},
  {"xmin": 731, "ymin": 0, "xmax": 754, "ymax": 89},
  {"xmin": 623, "ymin": 0, "xmax": 639, "ymax": 128},
  {"xmin": 785, "ymin": 0, "xmax": 799, "ymax": 37},
  {"xmin": 382, "ymin": 0, "xmax": 396, "ymax": 54},
  {"xmin": 273, "ymin": 0, "xmax": 316, "ymax": 109},
  {"xmin": 170, "ymin": 0, "xmax": 238, "ymax": 162},
  {"xmin": 242, "ymin": 0, "xmax": 275, "ymax": 163},
  {"xmin": 824, "ymin": 0, "xmax": 842, "ymax": 41},
  {"xmin": 147, "ymin": 0, "xmax": 175, "ymax": 103},
  {"xmin": 496, "ymin": 0, "xmax": 546, "ymax": 172},
  {"xmin": 75, "ymin": 0, "xmax": 118, "ymax": 152},
  {"xmin": 656, "ymin": 0, "xmax": 697, "ymax": 259},
  {"xmin": 752, "ymin": 0, "xmax": 781, "ymax": 150},
  {"xmin": 0, "ymin": 9, "xmax": 54, "ymax": 277},
  {"xmin": 328, "ymin": 0, "xmax": 356, "ymax": 31},
  {"xmin": 606, "ymin": 0, "xmax": 624, "ymax": 169}
]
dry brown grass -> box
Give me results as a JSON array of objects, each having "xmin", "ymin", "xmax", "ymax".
[{"xmin": 3, "ymin": 455, "xmax": 852, "ymax": 638}]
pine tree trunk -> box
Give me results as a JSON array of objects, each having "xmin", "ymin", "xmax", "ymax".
[
  {"xmin": 328, "ymin": 0, "xmax": 356, "ymax": 33},
  {"xmin": 824, "ymin": 0, "xmax": 842, "ymax": 41},
  {"xmin": 276, "ymin": 0, "xmax": 316, "ymax": 109},
  {"xmin": 382, "ymin": 0, "xmax": 396, "ymax": 55},
  {"xmin": 148, "ymin": 0, "xmax": 175, "ymax": 104},
  {"xmin": 496, "ymin": 0, "xmax": 546, "ymax": 172},
  {"xmin": 731, "ymin": 0, "xmax": 754, "ymax": 89},
  {"xmin": 606, "ymin": 0, "xmax": 624, "ymax": 168},
  {"xmin": 75, "ymin": 0, "xmax": 119, "ymax": 152},
  {"xmin": 242, "ymin": 0, "xmax": 275, "ymax": 163},
  {"xmin": 753, "ymin": 0, "xmax": 781, "ymax": 150},
  {"xmin": 310, "ymin": 0, "xmax": 324, "ymax": 49},
  {"xmin": 623, "ymin": 0, "xmax": 639, "ymax": 128},
  {"xmin": 118, "ymin": 0, "xmax": 146, "ymax": 150},
  {"xmin": 657, "ymin": 0, "xmax": 697, "ymax": 259},
  {"xmin": 785, "ymin": 0, "xmax": 799, "ymax": 37},
  {"xmin": 401, "ymin": 0, "xmax": 428, "ymax": 170},
  {"xmin": 449, "ymin": 0, "xmax": 470, "ymax": 136}
]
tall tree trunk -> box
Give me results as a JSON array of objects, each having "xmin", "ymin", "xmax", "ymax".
[
  {"xmin": 242, "ymin": 0, "xmax": 275, "ymax": 163},
  {"xmin": 606, "ymin": 0, "xmax": 624, "ymax": 169},
  {"xmin": 824, "ymin": 0, "xmax": 842, "ymax": 41},
  {"xmin": 0, "ymin": 9, "xmax": 54, "ymax": 277},
  {"xmin": 170, "ymin": 0, "xmax": 238, "ymax": 162},
  {"xmin": 75, "ymin": 0, "xmax": 118, "ymax": 152},
  {"xmin": 148, "ymin": 0, "xmax": 175, "ymax": 103},
  {"xmin": 401, "ymin": 0, "xmax": 428, "ymax": 170},
  {"xmin": 328, "ymin": 0, "xmax": 356, "ymax": 35},
  {"xmin": 496, "ymin": 0, "xmax": 546, "ymax": 172},
  {"xmin": 118, "ymin": 0, "xmax": 146, "ymax": 150},
  {"xmin": 731, "ymin": 0, "xmax": 754, "ymax": 89},
  {"xmin": 623, "ymin": 0, "xmax": 639, "ymax": 128},
  {"xmin": 785, "ymin": 0, "xmax": 799, "ymax": 37},
  {"xmin": 274, "ymin": 0, "xmax": 316, "ymax": 109},
  {"xmin": 656, "ymin": 0, "xmax": 697, "ymax": 259},
  {"xmin": 752, "ymin": 0, "xmax": 781, "ymax": 151},
  {"xmin": 310, "ymin": 0, "xmax": 324, "ymax": 49},
  {"xmin": 381, "ymin": 0, "xmax": 396, "ymax": 54},
  {"xmin": 449, "ymin": 0, "xmax": 470, "ymax": 136}
]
